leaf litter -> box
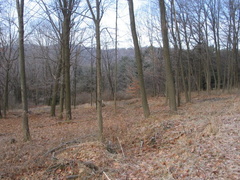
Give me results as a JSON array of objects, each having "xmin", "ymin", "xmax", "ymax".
[{"xmin": 0, "ymin": 92, "xmax": 239, "ymax": 179}]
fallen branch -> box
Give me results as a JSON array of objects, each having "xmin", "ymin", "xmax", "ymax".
[
  {"xmin": 66, "ymin": 175, "xmax": 79, "ymax": 179},
  {"xmin": 103, "ymin": 171, "xmax": 111, "ymax": 180},
  {"xmin": 43, "ymin": 139, "xmax": 81, "ymax": 157},
  {"xmin": 82, "ymin": 161, "xmax": 98, "ymax": 171},
  {"xmin": 117, "ymin": 137, "xmax": 125, "ymax": 158},
  {"xmin": 46, "ymin": 163, "xmax": 63, "ymax": 173}
]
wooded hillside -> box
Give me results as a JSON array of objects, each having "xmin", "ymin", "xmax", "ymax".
[
  {"xmin": 0, "ymin": 0, "xmax": 239, "ymax": 179},
  {"xmin": 0, "ymin": 92, "xmax": 239, "ymax": 179}
]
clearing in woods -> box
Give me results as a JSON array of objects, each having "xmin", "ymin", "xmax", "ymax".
[{"xmin": 0, "ymin": 91, "xmax": 239, "ymax": 179}]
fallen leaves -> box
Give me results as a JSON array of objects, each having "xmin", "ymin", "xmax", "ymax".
[{"xmin": 0, "ymin": 92, "xmax": 239, "ymax": 179}]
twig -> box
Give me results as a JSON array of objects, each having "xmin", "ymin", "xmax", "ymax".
[
  {"xmin": 46, "ymin": 163, "xmax": 62, "ymax": 172},
  {"xmin": 43, "ymin": 139, "xmax": 81, "ymax": 157},
  {"xmin": 140, "ymin": 139, "xmax": 144, "ymax": 148},
  {"xmin": 140, "ymin": 139, "xmax": 144, "ymax": 154},
  {"xmin": 66, "ymin": 175, "xmax": 79, "ymax": 179},
  {"xmin": 117, "ymin": 137, "xmax": 125, "ymax": 158},
  {"xmin": 103, "ymin": 171, "xmax": 111, "ymax": 180}
]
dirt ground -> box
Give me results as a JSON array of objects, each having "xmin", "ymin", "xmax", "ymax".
[{"xmin": 0, "ymin": 91, "xmax": 239, "ymax": 179}]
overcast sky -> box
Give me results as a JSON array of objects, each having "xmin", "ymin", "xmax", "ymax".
[
  {"xmin": 1, "ymin": 0, "xmax": 158, "ymax": 48},
  {"xmin": 101, "ymin": 0, "xmax": 156, "ymax": 48}
]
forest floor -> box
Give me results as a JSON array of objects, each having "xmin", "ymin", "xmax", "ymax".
[{"xmin": 0, "ymin": 91, "xmax": 239, "ymax": 180}]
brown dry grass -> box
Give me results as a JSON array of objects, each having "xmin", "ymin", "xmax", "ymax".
[{"xmin": 0, "ymin": 91, "xmax": 239, "ymax": 179}]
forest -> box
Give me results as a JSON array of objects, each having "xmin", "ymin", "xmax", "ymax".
[{"xmin": 0, "ymin": 0, "xmax": 239, "ymax": 179}]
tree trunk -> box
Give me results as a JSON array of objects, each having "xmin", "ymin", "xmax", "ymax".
[
  {"xmin": 59, "ymin": 63, "xmax": 65, "ymax": 120},
  {"xmin": 3, "ymin": 69, "xmax": 9, "ymax": 118},
  {"xmin": 103, "ymin": 52, "xmax": 114, "ymax": 99},
  {"xmin": 90, "ymin": 45, "xmax": 94, "ymax": 107},
  {"xmin": 59, "ymin": 0, "xmax": 75, "ymax": 121},
  {"xmin": 51, "ymin": 52, "xmax": 62, "ymax": 116},
  {"xmin": 175, "ymin": 57, "xmax": 180, "ymax": 106},
  {"xmin": 96, "ymin": 18, "xmax": 103, "ymax": 142},
  {"xmin": 63, "ymin": 15, "xmax": 71, "ymax": 121},
  {"xmin": 175, "ymin": 22, "xmax": 188, "ymax": 103},
  {"xmin": 0, "ymin": 95, "xmax": 2, "ymax": 119},
  {"xmin": 149, "ymin": 45, "xmax": 157, "ymax": 97},
  {"xmin": 59, "ymin": 50, "xmax": 65, "ymax": 119},
  {"xmin": 159, "ymin": 0, "xmax": 177, "ymax": 111},
  {"xmin": 114, "ymin": 0, "xmax": 118, "ymax": 113},
  {"xmin": 204, "ymin": 8, "xmax": 211, "ymax": 94},
  {"xmin": 197, "ymin": 55, "xmax": 202, "ymax": 94},
  {"xmin": 184, "ymin": 29, "xmax": 192, "ymax": 102},
  {"xmin": 72, "ymin": 46, "xmax": 80, "ymax": 109},
  {"xmin": 128, "ymin": 0, "xmax": 150, "ymax": 118},
  {"xmin": 73, "ymin": 56, "xmax": 77, "ymax": 108},
  {"xmin": 171, "ymin": 0, "xmax": 189, "ymax": 103},
  {"xmin": 16, "ymin": 0, "xmax": 31, "ymax": 141},
  {"xmin": 212, "ymin": 11, "xmax": 221, "ymax": 90},
  {"xmin": 86, "ymin": 0, "xmax": 103, "ymax": 142},
  {"xmin": 230, "ymin": 0, "xmax": 239, "ymax": 89}
]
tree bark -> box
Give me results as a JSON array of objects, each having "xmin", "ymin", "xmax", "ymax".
[
  {"xmin": 60, "ymin": 0, "xmax": 74, "ymax": 121},
  {"xmin": 0, "ymin": 95, "xmax": 2, "ymax": 119},
  {"xmin": 63, "ymin": 17, "xmax": 71, "ymax": 120},
  {"xmin": 170, "ymin": 0, "xmax": 189, "ymax": 103},
  {"xmin": 16, "ymin": 0, "xmax": 31, "ymax": 141},
  {"xmin": 128, "ymin": 0, "xmax": 150, "ymax": 118},
  {"xmin": 90, "ymin": 43, "xmax": 94, "ymax": 107},
  {"xmin": 103, "ymin": 50, "xmax": 114, "ymax": 99},
  {"xmin": 149, "ymin": 45, "xmax": 157, "ymax": 97},
  {"xmin": 209, "ymin": 0, "xmax": 221, "ymax": 90},
  {"xmin": 181, "ymin": 11, "xmax": 192, "ymax": 102},
  {"xmin": 73, "ymin": 53, "xmax": 78, "ymax": 108},
  {"xmin": 229, "ymin": 0, "xmax": 239, "ymax": 89},
  {"xmin": 86, "ymin": 0, "xmax": 103, "ymax": 142},
  {"xmin": 51, "ymin": 51, "xmax": 62, "ymax": 116},
  {"xmin": 174, "ymin": 10, "xmax": 188, "ymax": 102},
  {"xmin": 159, "ymin": 0, "xmax": 177, "ymax": 111},
  {"xmin": 114, "ymin": 0, "xmax": 118, "ymax": 113},
  {"xmin": 203, "ymin": 5, "xmax": 211, "ymax": 94},
  {"xmin": 96, "ymin": 19, "xmax": 103, "ymax": 142},
  {"xmin": 59, "ymin": 59, "xmax": 65, "ymax": 119},
  {"xmin": 3, "ymin": 69, "xmax": 9, "ymax": 118}
]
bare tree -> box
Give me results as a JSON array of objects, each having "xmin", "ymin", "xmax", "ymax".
[
  {"xmin": 0, "ymin": 97, "xmax": 2, "ymax": 118},
  {"xmin": 145, "ymin": 11, "xmax": 159, "ymax": 97},
  {"xmin": 38, "ymin": 0, "xmax": 63, "ymax": 116},
  {"xmin": 114, "ymin": 0, "xmax": 118, "ymax": 113},
  {"xmin": 159, "ymin": 0, "xmax": 177, "ymax": 111},
  {"xmin": 72, "ymin": 45, "xmax": 80, "ymax": 108},
  {"xmin": 128, "ymin": 0, "xmax": 150, "ymax": 118},
  {"xmin": 177, "ymin": 0, "xmax": 193, "ymax": 101},
  {"xmin": 16, "ymin": 0, "xmax": 31, "ymax": 141},
  {"xmin": 60, "ymin": 0, "xmax": 77, "ymax": 120},
  {"xmin": 86, "ymin": 0, "xmax": 104, "ymax": 142},
  {"xmin": 203, "ymin": 1, "xmax": 212, "ymax": 94},
  {"xmin": 208, "ymin": 0, "xmax": 222, "ymax": 90},
  {"xmin": 0, "ymin": 2, "xmax": 19, "ymax": 117},
  {"xmin": 0, "ymin": 86, "xmax": 2, "ymax": 119},
  {"xmin": 70, "ymin": 29, "xmax": 86, "ymax": 108},
  {"xmin": 170, "ymin": 0, "xmax": 189, "ymax": 104},
  {"xmin": 0, "ymin": 31, "xmax": 18, "ymax": 117},
  {"xmin": 227, "ymin": 0, "xmax": 239, "ymax": 89},
  {"xmin": 51, "ymin": 46, "xmax": 63, "ymax": 116},
  {"xmin": 90, "ymin": 37, "xmax": 95, "ymax": 107},
  {"xmin": 38, "ymin": 0, "xmax": 81, "ymax": 119},
  {"xmin": 102, "ymin": 44, "xmax": 115, "ymax": 99}
]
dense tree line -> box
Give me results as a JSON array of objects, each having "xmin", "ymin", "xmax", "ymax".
[{"xmin": 0, "ymin": 0, "xmax": 239, "ymax": 141}]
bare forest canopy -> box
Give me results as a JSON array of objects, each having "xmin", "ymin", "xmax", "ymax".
[{"xmin": 0, "ymin": 0, "xmax": 239, "ymax": 108}]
